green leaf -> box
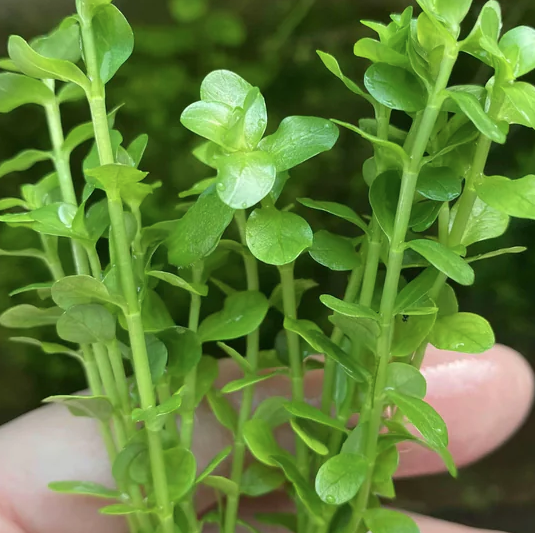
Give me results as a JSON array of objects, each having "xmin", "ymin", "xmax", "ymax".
[
  {"xmin": 43, "ymin": 394, "xmax": 113, "ymax": 421},
  {"xmin": 241, "ymin": 462, "xmax": 286, "ymax": 497},
  {"xmin": 167, "ymin": 186, "xmax": 235, "ymax": 268},
  {"xmin": 0, "ymin": 149, "xmax": 51, "ymax": 178},
  {"xmin": 269, "ymin": 279, "xmax": 318, "ymax": 314},
  {"xmin": 409, "ymin": 201, "xmax": 443, "ymax": 233},
  {"xmin": 386, "ymin": 390, "xmax": 448, "ymax": 449},
  {"xmin": 58, "ymin": 82, "xmax": 86, "ymax": 104},
  {"xmin": 364, "ymin": 508, "xmax": 419, "ymax": 533},
  {"xmin": 49, "ymin": 480, "xmax": 119, "ymax": 499},
  {"xmin": 200, "ymin": 69, "xmax": 252, "ymax": 109},
  {"xmin": 0, "ymin": 248, "xmax": 47, "ymax": 262},
  {"xmin": 201, "ymin": 475, "xmax": 239, "ymax": 496},
  {"xmin": 258, "ymin": 116, "xmax": 339, "ymax": 172},
  {"xmin": 394, "ymin": 267, "xmax": 438, "ymax": 315},
  {"xmin": 271, "ymin": 455, "xmax": 325, "ymax": 524},
  {"xmin": 449, "ymin": 196, "xmax": 509, "ymax": 246},
  {"xmin": 430, "ymin": 312, "xmax": 495, "ymax": 353},
  {"xmin": 297, "ymin": 197, "xmax": 368, "ymax": 233},
  {"xmin": 255, "ymin": 513, "xmax": 297, "ymax": 533},
  {"xmin": 179, "ymin": 178, "xmax": 216, "ymax": 199},
  {"xmin": 354, "ymin": 38, "xmax": 409, "ymax": 67},
  {"xmin": 437, "ymin": 283, "xmax": 459, "ymax": 317},
  {"xmin": 385, "ymin": 362, "xmax": 426, "ymax": 399},
  {"xmin": 85, "ymin": 164, "xmax": 148, "ymax": 196},
  {"xmin": 500, "ymin": 82, "xmax": 535, "ymax": 129},
  {"xmin": 10, "ymin": 336, "xmax": 81, "ymax": 361},
  {"xmin": 499, "ymin": 26, "xmax": 535, "ymax": 78},
  {"xmin": 246, "ymin": 207, "xmax": 313, "ymax": 265},
  {"xmin": 99, "ymin": 504, "xmax": 144, "ymax": 516},
  {"xmin": 180, "ymin": 100, "xmax": 233, "ymax": 147},
  {"xmin": 239, "ymin": 87, "xmax": 268, "ymax": 150},
  {"xmin": 198, "ymin": 291, "xmax": 268, "ymax": 343},
  {"xmin": 320, "ymin": 294, "xmax": 379, "ymax": 322},
  {"xmin": 221, "ymin": 371, "xmax": 282, "ymax": 394},
  {"xmin": 253, "ymin": 396, "xmax": 291, "ymax": 428},
  {"xmin": 243, "ymin": 419, "xmax": 290, "ymax": 467},
  {"xmin": 8, "ymin": 36, "xmax": 89, "ymax": 91},
  {"xmin": 31, "ymin": 18, "xmax": 81, "ymax": 63},
  {"xmin": 447, "ymin": 90, "xmax": 506, "ymax": 144},
  {"xmin": 206, "ymin": 389, "xmax": 238, "ymax": 433},
  {"xmin": 407, "ymin": 239, "xmax": 474, "ymax": 286},
  {"xmin": 93, "ymin": 4, "xmax": 134, "ymax": 83},
  {"xmin": 62, "ymin": 122, "xmax": 95, "ymax": 156},
  {"xmin": 217, "ymin": 342, "xmax": 253, "ymax": 373},
  {"xmin": 9, "ymin": 282, "xmax": 53, "ymax": 297},
  {"xmin": 0, "ymin": 73, "xmax": 55, "ymax": 112},
  {"xmin": 165, "ymin": 446, "xmax": 197, "ymax": 502},
  {"xmin": 290, "ymin": 419, "xmax": 329, "ymax": 455},
  {"xmin": 0, "ymin": 198, "xmax": 27, "ymax": 210},
  {"xmin": 284, "ymin": 317, "xmax": 369, "ymax": 382},
  {"xmin": 215, "ymin": 151, "xmax": 277, "ymax": 209},
  {"xmin": 283, "ymin": 400, "xmax": 348, "ymax": 432},
  {"xmin": 194, "ymin": 356, "xmax": 219, "ymax": 406},
  {"xmin": 467, "ymin": 246, "xmax": 526, "ymax": 263},
  {"xmin": 315, "ymin": 453, "xmax": 368, "ymax": 505},
  {"xmin": 316, "ymin": 50, "xmax": 367, "ymax": 98},
  {"xmin": 369, "ymin": 170, "xmax": 400, "ymax": 241},
  {"xmin": 392, "ymin": 313, "xmax": 436, "ymax": 357},
  {"xmin": 308, "ymin": 230, "xmax": 361, "ymax": 271},
  {"xmin": 196, "ymin": 446, "xmax": 232, "ymax": 483},
  {"xmin": 476, "ymin": 175, "xmax": 535, "ymax": 220},
  {"xmin": 0, "ymin": 305, "xmax": 62, "ymax": 328},
  {"xmin": 147, "ymin": 270, "xmax": 208, "ymax": 296},
  {"xmin": 364, "ymin": 63, "xmax": 425, "ymax": 113},
  {"xmin": 417, "ymin": 166, "xmax": 462, "ymax": 201},
  {"xmin": 56, "ymin": 304, "xmax": 116, "ymax": 344},
  {"xmin": 0, "ymin": 58, "xmax": 20, "ymax": 72},
  {"xmin": 52, "ymin": 275, "xmax": 118, "ymax": 310}
]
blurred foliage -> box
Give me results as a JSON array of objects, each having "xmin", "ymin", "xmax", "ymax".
[{"xmin": 1, "ymin": 0, "xmax": 535, "ymax": 526}]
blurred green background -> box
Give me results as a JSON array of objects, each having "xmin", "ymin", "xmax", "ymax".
[{"xmin": 1, "ymin": 0, "xmax": 535, "ymax": 531}]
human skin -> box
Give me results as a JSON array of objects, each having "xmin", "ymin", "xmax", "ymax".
[{"xmin": 0, "ymin": 344, "xmax": 532, "ymax": 533}]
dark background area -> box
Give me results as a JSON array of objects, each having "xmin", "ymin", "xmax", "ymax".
[{"xmin": 1, "ymin": 0, "xmax": 535, "ymax": 531}]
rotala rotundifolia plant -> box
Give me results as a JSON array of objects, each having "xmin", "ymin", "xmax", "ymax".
[{"xmin": 1, "ymin": 0, "xmax": 534, "ymax": 531}]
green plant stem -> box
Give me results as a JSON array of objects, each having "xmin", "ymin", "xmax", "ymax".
[
  {"xmin": 224, "ymin": 211, "xmax": 261, "ymax": 533},
  {"xmin": 345, "ymin": 48, "xmax": 459, "ymax": 533},
  {"xmin": 157, "ymin": 377, "xmax": 180, "ymax": 442},
  {"xmin": 79, "ymin": 10, "xmax": 174, "ymax": 533},
  {"xmin": 279, "ymin": 261, "xmax": 309, "ymax": 532},
  {"xmin": 40, "ymin": 235, "xmax": 65, "ymax": 280},
  {"xmin": 43, "ymin": 87, "xmax": 90, "ymax": 276}
]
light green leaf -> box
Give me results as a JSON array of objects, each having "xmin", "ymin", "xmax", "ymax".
[
  {"xmin": 407, "ymin": 239, "xmax": 474, "ymax": 286},
  {"xmin": 385, "ymin": 362, "xmax": 426, "ymax": 399},
  {"xmin": 430, "ymin": 312, "xmax": 495, "ymax": 353},
  {"xmin": 283, "ymin": 400, "xmax": 348, "ymax": 432},
  {"xmin": 364, "ymin": 508, "xmax": 419, "ymax": 533},
  {"xmin": 147, "ymin": 270, "xmax": 208, "ymax": 296},
  {"xmin": 201, "ymin": 475, "xmax": 238, "ymax": 496},
  {"xmin": 179, "ymin": 178, "xmax": 216, "ymax": 199},
  {"xmin": 316, "ymin": 50, "xmax": 367, "ymax": 98},
  {"xmin": 0, "ymin": 305, "xmax": 62, "ymax": 328},
  {"xmin": 10, "ymin": 336, "xmax": 81, "ymax": 361},
  {"xmin": 450, "ymin": 196, "xmax": 509, "ymax": 246},
  {"xmin": 8, "ymin": 36, "xmax": 89, "ymax": 91},
  {"xmin": 93, "ymin": 4, "xmax": 134, "ymax": 83},
  {"xmin": 62, "ymin": 122, "xmax": 95, "ymax": 156},
  {"xmin": 200, "ymin": 69, "xmax": 252, "ymax": 109},
  {"xmin": 85, "ymin": 164, "xmax": 148, "ymax": 195},
  {"xmin": 0, "ymin": 198, "xmax": 28, "ymax": 210},
  {"xmin": 221, "ymin": 371, "xmax": 282, "ymax": 394},
  {"xmin": 365, "ymin": 63, "xmax": 426, "ymax": 113},
  {"xmin": 290, "ymin": 419, "xmax": 329, "ymax": 455},
  {"xmin": 240, "ymin": 462, "xmax": 286, "ymax": 497},
  {"xmin": 246, "ymin": 207, "xmax": 313, "ymax": 265},
  {"xmin": 216, "ymin": 151, "xmax": 277, "ymax": 209},
  {"xmin": 315, "ymin": 453, "xmax": 368, "ymax": 505},
  {"xmin": 0, "ymin": 149, "xmax": 51, "ymax": 178},
  {"xmin": 320, "ymin": 294, "xmax": 378, "ymax": 322},
  {"xmin": 9, "ymin": 282, "xmax": 53, "ymax": 298},
  {"xmin": 354, "ymin": 38, "xmax": 408, "ymax": 67},
  {"xmin": 309, "ymin": 230, "xmax": 361, "ymax": 271},
  {"xmin": 198, "ymin": 291, "xmax": 269, "ymax": 343},
  {"xmin": 271, "ymin": 455, "xmax": 325, "ymax": 524},
  {"xmin": 58, "ymin": 83, "xmax": 86, "ymax": 104},
  {"xmin": 297, "ymin": 197, "xmax": 368, "ymax": 233},
  {"xmin": 467, "ymin": 246, "xmax": 526, "ymax": 263},
  {"xmin": 243, "ymin": 419, "xmax": 290, "ymax": 467},
  {"xmin": 165, "ymin": 446, "xmax": 197, "ymax": 502},
  {"xmin": 500, "ymin": 82, "xmax": 535, "ymax": 129},
  {"xmin": 181, "ymin": 100, "xmax": 233, "ymax": 147},
  {"xmin": 43, "ymin": 394, "xmax": 113, "ymax": 421},
  {"xmin": 99, "ymin": 504, "xmax": 144, "ymax": 516},
  {"xmin": 258, "ymin": 116, "xmax": 339, "ymax": 172},
  {"xmin": 392, "ymin": 313, "xmax": 436, "ymax": 357},
  {"xmin": 31, "ymin": 18, "xmax": 81, "ymax": 63},
  {"xmin": 206, "ymin": 389, "xmax": 238, "ymax": 433},
  {"xmin": 0, "ymin": 73, "xmax": 55, "ymax": 112},
  {"xmin": 269, "ymin": 279, "xmax": 318, "ymax": 314},
  {"xmin": 167, "ymin": 185, "xmax": 235, "ymax": 268},
  {"xmin": 447, "ymin": 90, "xmax": 506, "ymax": 144},
  {"xmin": 56, "ymin": 304, "xmax": 116, "ymax": 344},
  {"xmin": 436, "ymin": 283, "xmax": 459, "ymax": 317},
  {"xmin": 387, "ymin": 390, "xmax": 448, "ymax": 449},
  {"xmin": 0, "ymin": 248, "xmax": 47, "ymax": 262},
  {"xmin": 417, "ymin": 166, "xmax": 462, "ymax": 201},
  {"xmin": 499, "ymin": 26, "xmax": 535, "ymax": 78},
  {"xmin": 394, "ymin": 267, "xmax": 438, "ymax": 315},
  {"xmin": 255, "ymin": 513, "xmax": 297, "ymax": 533},
  {"xmin": 49, "ymin": 480, "xmax": 119, "ymax": 499},
  {"xmin": 196, "ymin": 446, "xmax": 232, "ymax": 483},
  {"xmin": 52, "ymin": 275, "xmax": 118, "ymax": 310},
  {"xmin": 409, "ymin": 200, "xmax": 443, "ymax": 233},
  {"xmin": 369, "ymin": 170, "xmax": 400, "ymax": 241}
]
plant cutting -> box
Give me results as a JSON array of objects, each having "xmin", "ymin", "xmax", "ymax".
[{"xmin": 0, "ymin": 0, "xmax": 534, "ymax": 532}]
